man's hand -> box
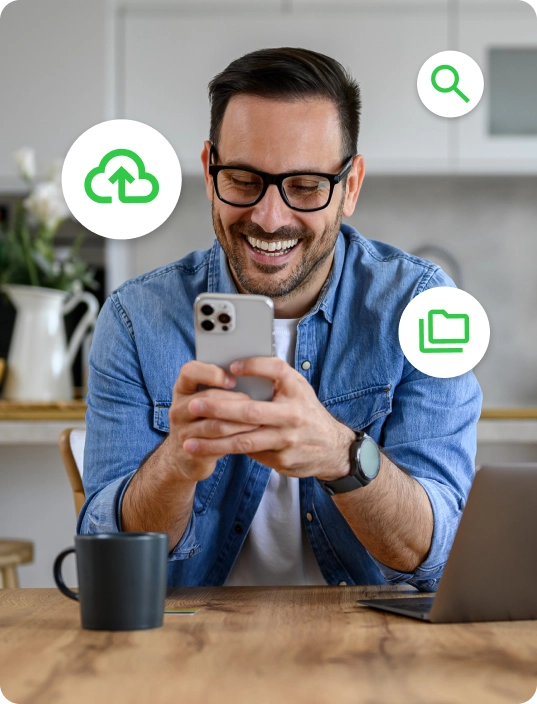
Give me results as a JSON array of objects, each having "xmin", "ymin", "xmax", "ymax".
[
  {"xmin": 166, "ymin": 360, "xmax": 262, "ymax": 483},
  {"xmin": 183, "ymin": 356, "xmax": 355, "ymax": 481}
]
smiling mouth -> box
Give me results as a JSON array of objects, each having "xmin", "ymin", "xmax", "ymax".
[{"xmin": 242, "ymin": 234, "xmax": 301, "ymax": 260}]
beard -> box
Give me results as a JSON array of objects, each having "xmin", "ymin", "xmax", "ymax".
[{"xmin": 211, "ymin": 191, "xmax": 345, "ymax": 301}]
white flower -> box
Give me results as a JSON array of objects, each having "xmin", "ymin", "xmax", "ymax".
[
  {"xmin": 24, "ymin": 182, "xmax": 71, "ymax": 230},
  {"xmin": 63, "ymin": 262, "xmax": 76, "ymax": 277},
  {"xmin": 13, "ymin": 147, "xmax": 37, "ymax": 182}
]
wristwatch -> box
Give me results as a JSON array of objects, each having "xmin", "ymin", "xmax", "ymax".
[{"xmin": 318, "ymin": 431, "xmax": 381, "ymax": 496}]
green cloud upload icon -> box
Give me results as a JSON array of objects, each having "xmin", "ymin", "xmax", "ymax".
[{"xmin": 84, "ymin": 149, "xmax": 160, "ymax": 204}]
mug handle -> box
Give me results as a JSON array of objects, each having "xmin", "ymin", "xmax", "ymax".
[{"xmin": 53, "ymin": 547, "xmax": 79, "ymax": 601}]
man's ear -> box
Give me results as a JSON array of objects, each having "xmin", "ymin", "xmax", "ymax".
[
  {"xmin": 201, "ymin": 140, "xmax": 214, "ymax": 202},
  {"xmin": 342, "ymin": 155, "xmax": 365, "ymax": 218}
]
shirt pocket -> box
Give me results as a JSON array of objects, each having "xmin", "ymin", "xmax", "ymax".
[
  {"xmin": 152, "ymin": 400, "xmax": 230, "ymax": 515},
  {"xmin": 153, "ymin": 401, "xmax": 172, "ymax": 433},
  {"xmin": 321, "ymin": 384, "xmax": 392, "ymax": 432}
]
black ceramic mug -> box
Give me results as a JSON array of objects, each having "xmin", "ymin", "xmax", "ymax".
[{"xmin": 53, "ymin": 532, "xmax": 168, "ymax": 631}]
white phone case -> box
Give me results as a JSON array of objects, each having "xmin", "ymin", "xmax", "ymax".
[{"xmin": 194, "ymin": 293, "xmax": 275, "ymax": 401}]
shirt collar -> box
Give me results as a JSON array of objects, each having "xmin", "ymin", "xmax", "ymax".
[
  {"xmin": 207, "ymin": 225, "xmax": 349, "ymax": 324},
  {"xmin": 207, "ymin": 238, "xmax": 239, "ymax": 295}
]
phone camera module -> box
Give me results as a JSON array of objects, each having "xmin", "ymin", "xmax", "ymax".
[
  {"xmin": 218, "ymin": 313, "xmax": 231, "ymax": 324},
  {"xmin": 201, "ymin": 320, "xmax": 215, "ymax": 331},
  {"xmin": 201, "ymin": 304, "xmax": 214, "ymax": 316}
]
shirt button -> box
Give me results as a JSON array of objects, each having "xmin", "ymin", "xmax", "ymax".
[
  {"xmin": 306, "ymin": 512, "xmax": 313, "ymax": 522},
  {"xmin": 338, "ymin": 581, "xmax": 347, "ymax": 586},
  {"xmin": 188, "ymin": 549, "xmax": 195, "ymax": 558},
  {"xmin": 301, "ymin": 360, "xmax": 311, "ymax": 370},
  {"xmin": 235, "ymin": 524, "xmax": 243, "ymax": 534}
]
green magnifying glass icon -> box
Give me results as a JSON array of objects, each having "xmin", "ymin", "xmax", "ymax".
[{"xmin": 431, "ymin": 64, "xmax": 470, "ymax": 103}]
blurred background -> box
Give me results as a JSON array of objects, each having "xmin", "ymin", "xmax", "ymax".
[{"xmin": 0, "ymin": 0, "xmax": 536, "ymax": 586}]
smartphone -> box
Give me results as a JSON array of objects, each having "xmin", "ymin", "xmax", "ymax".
[{"xmin": 194, "ymin": 292, "xmax": 275, "ymax": 401}]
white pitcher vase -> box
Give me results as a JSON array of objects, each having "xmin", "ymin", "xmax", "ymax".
[{"xmin": 2, "ymin": 284, "xmax": 99, "ymax": 401}]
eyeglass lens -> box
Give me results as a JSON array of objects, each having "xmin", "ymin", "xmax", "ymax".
[{"xmin": 216, "ymin": 169, "xmax": 331, "ymax": 210}]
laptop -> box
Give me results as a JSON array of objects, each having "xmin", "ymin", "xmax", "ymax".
[{"xmin": 357, "ymin": 464, "xmax": 537, "ymax": 623}]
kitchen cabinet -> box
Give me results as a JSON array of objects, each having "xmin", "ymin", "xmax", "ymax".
[
  {"xmin": 2, "ymin": 0, "xmax": 534, "ymax": 181},
  {"xmin": 292, "ymin": 1, "xmax": 449, "ymax": 7},
  {"xmin": 123, "ymin": 4, "xmax": 450, "ymax": 175},
  {"xmin": 114, "ymin": 0, "xmax": 281, "ymax": 7},
  {"xmin": 457, "ymin": 2, "xmax": 537, "ymax": 173},
  {"xmin": 0, "ymin": 0, "xmax": 108, "ymax": 182},
  {"xmin": 458, "ymin": 0, "xmax": 535, "ymax": 10}
]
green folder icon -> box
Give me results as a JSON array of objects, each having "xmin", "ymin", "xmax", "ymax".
[{"xmin": 419, "ymin": 309, "xmax": 470, "ymax": 353}]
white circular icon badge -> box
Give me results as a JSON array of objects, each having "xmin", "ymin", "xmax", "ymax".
[
  {"xmin": 417, "ymin": 51, "xmax": 484, "ymax": 118},
  {"xmin": 398, "ymin": 287, "xmax": 490, "ymax": 379},
  {"xmin": 62, "ymin": 120, "xmax": 182, "ymax": 240}
]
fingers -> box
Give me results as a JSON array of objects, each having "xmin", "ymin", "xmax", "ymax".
[
  {"xmin": 230, "ymin": 356, "xmax": 294, "ymax": 383},
  {"xmin": 174, "ymin": 360, "xmax": 236, "ymax": 397},
  {"xmin": 187, "ymin": 395, "xmax": 298, "ymax": 428},
  {"xmin": 184, "ymin": 427, "xmax": 284, "ymax": 457},
  {"xmin": 200, "ymin": 388, "xmax": 251, "ymax": 401},
  {"xmin": 185, "ymin": 417, "xmax": 260, "ymax": 440},
  {"xmin": 170, "ymin": 386, "xmax": 252, "ymax": 427}
]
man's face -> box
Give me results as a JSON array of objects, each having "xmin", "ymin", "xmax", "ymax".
[{"xmin": 203, "ymin": 95, "xmax": 361, "ymax": 302}]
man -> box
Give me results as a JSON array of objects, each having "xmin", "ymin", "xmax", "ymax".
[{"xmin": 78, "ymin": 47, "xmax": 481, "ymax": 590}]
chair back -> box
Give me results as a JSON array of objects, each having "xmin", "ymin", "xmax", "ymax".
[{"xmin": 59, "ymin": 428, "xmax": 86, "ymax": 515}]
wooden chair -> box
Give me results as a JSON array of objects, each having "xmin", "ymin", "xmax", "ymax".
[
  {"xmin": 58, "ymin": 428, "xmax": 86, "ymax": 516},
  {"xmin": 0, "ymin": 540, "xmax": 33, "ymax": 588}
]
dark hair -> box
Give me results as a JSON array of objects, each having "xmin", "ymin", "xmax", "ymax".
[{"xmin": 208, "ymin": 47, "xmax": 361, "ymax": 160}]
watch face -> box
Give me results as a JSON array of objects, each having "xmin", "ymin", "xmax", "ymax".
[{"xmin": 359, "ymin": 438, "xmax": 381, "ymax": 479}]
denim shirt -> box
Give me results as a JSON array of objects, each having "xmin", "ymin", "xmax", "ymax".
[{"xmin": 77, "ymin": 223, "xmax": 482, "ymax": 591}]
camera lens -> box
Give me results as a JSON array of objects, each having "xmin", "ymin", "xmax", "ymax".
[
  {"xmin": 218, "ymin": 313, "xmax": 231, "ymax": 324},
  {"xmin": 201, "ymin": 304, "xmax": 214, "ymax": 316},
  {"xmin": 201, "ymin": 320, "xmax": 214, "ymax": 331}
]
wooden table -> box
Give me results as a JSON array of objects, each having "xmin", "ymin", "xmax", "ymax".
[{"xmin": 1, "ymin": 587, "xmax": 536, "ymax": 704}]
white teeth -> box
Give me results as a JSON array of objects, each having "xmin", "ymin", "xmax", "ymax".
[{"xmin": 247, "ymin": 236, "xmax": 299, "ymax": 254}]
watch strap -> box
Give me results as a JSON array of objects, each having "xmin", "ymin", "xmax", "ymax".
[
  {"xmin": 318, "ymin": 431, "xmax": 369, "ymax": 496},
  {"xmin": 319, "ymin": 472, "xmax": 368, "ymax": 497}
]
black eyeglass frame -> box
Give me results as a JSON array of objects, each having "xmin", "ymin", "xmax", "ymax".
[{"xmin": 208, "ymin": 145, "xmax": 355, "ymax": 213}]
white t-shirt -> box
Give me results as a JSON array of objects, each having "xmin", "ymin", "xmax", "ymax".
[{"xmin": 224, "ymin": 318, "xmax": 326, "ymax": 586}]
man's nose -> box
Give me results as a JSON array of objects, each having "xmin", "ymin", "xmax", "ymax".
[{"xmin": 249, "ymin": 184, "xmax": 293, "ymax": 233}]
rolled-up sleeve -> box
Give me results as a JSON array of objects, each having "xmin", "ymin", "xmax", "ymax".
[
  {"xmin": 76, "ymin": 294, "xmax": 199, "ymax": 560},
  {"xmin": 369, "ymin": 273, "xmax": 482, "ymax": 591}
]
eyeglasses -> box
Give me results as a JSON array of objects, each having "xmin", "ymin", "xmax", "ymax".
[{"xmin": 208, "ymin": 145, "xmax": 354, "ymax": 213}]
